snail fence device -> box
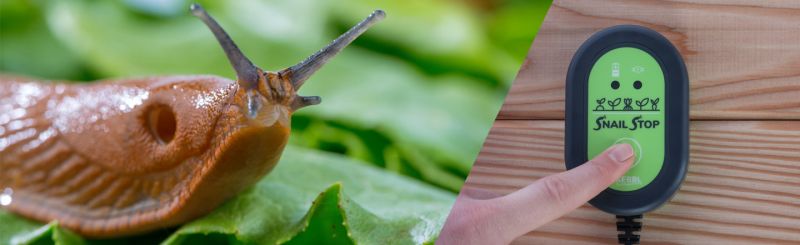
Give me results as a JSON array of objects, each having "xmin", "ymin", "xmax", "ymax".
[{"xmin": 564, "ymin": 25, "xmax": 689, "ymax": 244}]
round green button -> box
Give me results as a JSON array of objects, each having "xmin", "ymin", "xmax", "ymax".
[{"xmin": 613, "ymin": 138, "xmax": 642, "ymax": 167}]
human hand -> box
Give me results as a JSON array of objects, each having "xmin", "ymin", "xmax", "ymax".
[{"xmin": 438, "ymin": 144, "xmax": 635, "ymax": 245}]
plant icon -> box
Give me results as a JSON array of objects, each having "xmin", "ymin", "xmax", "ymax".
[
  {"xmin": 595, "ymin": 98, "xmax": 606, "ymax": 111},
  {"xmin": 636, "ymin": 98, "xmax": 649, "ymax": 110},
  {"xmin": 650, "ymin": 98, "xmax": 660, "ymax": 111},
  {"xmin": 607, "ymin": 98, "xmax": 622, "ymax": 110},
  {"xmin": 623, "ymin": 98, "xmax": 633, "ymax": 111}
]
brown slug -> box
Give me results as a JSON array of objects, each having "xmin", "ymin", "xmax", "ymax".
[{"xmin": 0, "ymin": 4, "xmax": 384, "ymax": 238}]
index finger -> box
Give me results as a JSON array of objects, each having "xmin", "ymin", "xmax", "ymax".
[{"xmin": 490, "ymin": 144, "xmax": 634, "ymax": 241}]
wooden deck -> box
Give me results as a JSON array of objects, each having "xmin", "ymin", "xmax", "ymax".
[{"xmin": 464, "ymin": 1, "xmax": 800, "ymax": 244}]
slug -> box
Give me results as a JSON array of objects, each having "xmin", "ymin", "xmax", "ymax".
[{"xmin": 0, "ymin": 4, "xmax": 384, "ymax": 238}]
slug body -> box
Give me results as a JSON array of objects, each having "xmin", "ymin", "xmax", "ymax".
[{"xmin": 0, "ymin": 5, "xmax": 384, "ymax": 238}]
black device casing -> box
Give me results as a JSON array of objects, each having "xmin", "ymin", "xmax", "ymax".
[{"xmin": 564, "ymin": 25, "xmax": 690, "ymax": 216}]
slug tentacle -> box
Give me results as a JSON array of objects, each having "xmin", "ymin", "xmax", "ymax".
[
  {"xmin": 291, "ymin": 95, "xmax": 322, "ymax": 111},
  {"xmin": 190, "ymin": 3, "xmax": 260, "ymax": 90},
  {"xmin": 285, "ymin": 9, "xmax": 386, "ymax": 89}
]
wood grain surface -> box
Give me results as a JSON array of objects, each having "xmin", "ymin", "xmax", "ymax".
[
  {"xmin": 460, "ymin": 0, "xmax": 800, "ymax": 243},
  {"xmin": 501, "ymin": 0, "xmax": 800, "ymax": 120},
  {"xmin": 466, "ymin": 120, "xmax": 800, "ymax": 244}
]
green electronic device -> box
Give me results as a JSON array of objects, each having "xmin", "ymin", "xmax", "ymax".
[{"xmin": 565, "ymin": 25, "xmax": 689, "ymax": 244}]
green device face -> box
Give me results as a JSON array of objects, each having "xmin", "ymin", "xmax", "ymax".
[
  {"xmin": 587, "ymin": 47, "xmax": 665, "ymax": 191},
  {"xmin": 565, "ymin": 25, "xmax": 688, "ymax": 215}
]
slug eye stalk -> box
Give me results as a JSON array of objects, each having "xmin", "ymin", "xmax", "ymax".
[
  {"xmin": 190, "ymin": 3, "xmax": 260, "ymax": 90},
  {"xmin": 286, "ymin": 9, "xmax": 386, "ymax": 89},
  {"xmin": 190, "ymin": 3, "xmax": 385, "ymax": 94}
]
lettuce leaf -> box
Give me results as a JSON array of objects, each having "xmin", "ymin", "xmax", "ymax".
[{"xmin": 0, "ymin": 147, "xmax": 455, "ymax": 245}]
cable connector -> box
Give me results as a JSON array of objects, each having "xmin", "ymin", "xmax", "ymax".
[{"xmin": 616, "ymin": 214, "xmax": 642, "ymax": 245}]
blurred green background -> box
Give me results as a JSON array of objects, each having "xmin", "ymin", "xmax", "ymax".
[{"xmin": 0, "ymin": 0, "xmax": 551, "ymax": 243}]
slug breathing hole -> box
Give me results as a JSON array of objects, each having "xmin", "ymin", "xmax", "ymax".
[{"xmin": 147, "ymin": 105, "xmax": 177, "ymax": 144}]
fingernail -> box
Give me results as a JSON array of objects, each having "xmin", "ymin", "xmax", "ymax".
[{"xmin": 609, "ymin": 144, "xmax": 634, "ymax": 164}]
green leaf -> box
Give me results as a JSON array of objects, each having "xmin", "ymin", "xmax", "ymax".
[
  {"xmin": 165, "ymin": 146, "xmax": 455, "ymax": 244},
  {"xmin": 0, "ymin": 216, "xmax": 86, "ymax": 245},
  {"xmin": 0, "ymin": 147, "xmax": 455, "ymax": 244}
]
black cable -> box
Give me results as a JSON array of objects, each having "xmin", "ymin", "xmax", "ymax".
[{"xmin": 616, "ymin": 214, "xmax": 643, "ymax": 245}]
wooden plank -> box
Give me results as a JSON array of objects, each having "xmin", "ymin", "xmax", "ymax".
[
  {"xmin": 465, "ymin": 120, "xmax": 800, "ymax": 244},
  {"xmin": 501, "ymin": 0, "xmax": 800, "ymax": 120}
]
